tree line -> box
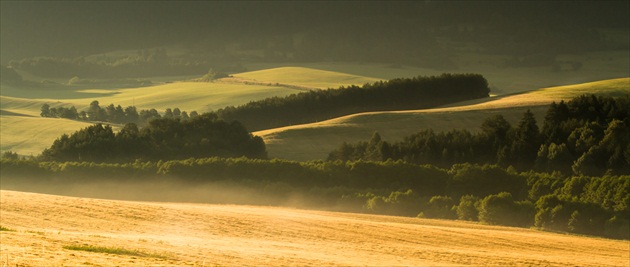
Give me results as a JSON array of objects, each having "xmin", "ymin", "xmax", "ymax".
[
  {"xmin": 40, "ymin": 100, "xmax": 199, "ymax": 126},
  {"xmin": 38, "ymin": 113, "xmax": 267, "ymax": 162},
  {"xmin": 328, "ymin": 94, "xmax": 630, "ymax": 176},
  {"xmin": 1, "ymin": 157, "xmax": 627, "ymax": 239},
  {"xmin": 8, "ymin": 49, "xmax": 204, "ymax": 79},
  {"xmin": 215, "ymin": 73, "xmax": 490, "ymax": 131}
]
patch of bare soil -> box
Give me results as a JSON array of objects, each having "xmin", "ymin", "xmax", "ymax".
[{"xmin": 1, "ymin": 190, "xmax": 628, "ymax": 266}]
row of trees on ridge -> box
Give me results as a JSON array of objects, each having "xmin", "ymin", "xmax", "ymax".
[
  {"xmin": 40, "ymin": 100, "xmax": 199, "ymax": 126},
  {"xmin": 216, "ymin": 73, "xmax": 490, "ymax": 131}
]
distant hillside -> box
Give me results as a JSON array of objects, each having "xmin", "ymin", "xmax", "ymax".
[
  {"xmin": 256, "ymin": 78, "xmax": 630, "ymax": 161},
  {"xmin": 229, "ymin": 67, "xmax": 382, "ymax": 90}
]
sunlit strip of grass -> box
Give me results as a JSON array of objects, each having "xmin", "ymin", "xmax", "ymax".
[{"xmin": 63, "ymin": 245, "xmax": 168, "ymax": 259}]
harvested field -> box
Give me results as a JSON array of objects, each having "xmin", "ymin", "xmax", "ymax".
[{"xmin": 1, "ymin": 190, "xmax": 628, "ymax": 266}]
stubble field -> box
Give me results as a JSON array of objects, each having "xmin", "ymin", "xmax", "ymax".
[{"xmin": 1, "ymin": 190, "xmax": 628, "ymax": 266}]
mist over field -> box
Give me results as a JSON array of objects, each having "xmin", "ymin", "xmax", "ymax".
[
  {"xmin": 0, "ymin": 172, "xmax": 324, "ymax": 210},
  {"xmin": 1, "ymin": 1, "xmax": 629, "ymax": 266}
]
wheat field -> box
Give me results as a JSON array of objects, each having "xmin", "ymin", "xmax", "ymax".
[{"xmin": 0, "ymin": 190, "xmax": 627, "ymax": 266}]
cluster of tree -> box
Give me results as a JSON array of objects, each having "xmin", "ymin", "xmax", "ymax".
[
  {"xmin": 40, "ymin": 100, "xmax": 199, "ymax": 126},
  {"xmin": 216, "ymin": 73, "xmax": 490, "ymax": 131},
  {"xmin": 329, "ymin": 94, "xmax": 629, "ymax": 176},
  {"xmin": 2, "ymin": 156, "xmax": 627, "ymax": 239},
  {"xmin": 38, "ymin": 114, "xmax": 267, "ymax": 162}
]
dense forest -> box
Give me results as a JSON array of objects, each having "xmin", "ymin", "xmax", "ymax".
[
  {"xmin": 216, "ymin": 73, "xmax": 490, "ymax": 131},
  {"xmin": 329, "ymin": 95, "xmax": 630, "ymax": 176},
  {"xmin": 38, "ymin": 113, "xmax": 266, "ymax": 162},
  {"xmin": 40, "ymin": 100, "xmax": 199, "ymax": 126}
]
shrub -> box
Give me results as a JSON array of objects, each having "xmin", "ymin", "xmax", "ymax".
[
  {"xmin": 456, "ymin": 195, "xmax": 480, "ymax": 221},
  {"xmin": 479, "ymin": 192, "xmax": 533, "ymax": 227},
  {"xmin": 422, "ymin": 196, "xmax": 457, "ymax": 219}
]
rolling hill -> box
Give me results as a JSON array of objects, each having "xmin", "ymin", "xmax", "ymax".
[
  {"xmin": 255, "ymin": 78, "xmax": 630, "ymax": 161},
  {"xmin": 0, "ymin": 67, "xmax": 379, "ymax": 156},
  {"xmin": 243, "ymin": 49, "xmax": 630, "ymax": 94},
  {"xmin": 0, "ymin": 116, "xmax": 112, "ymax": 156},
  {"xmin": 1, "ymin": 63, "xmax": 628, "ymax": 159},
  {"xmin": 1, "ymin": 190, "xmax": 627, "ymax": 266},
  {"xmin": 229, "ymin": 66, "xmax": 383, "ymax": 90}
]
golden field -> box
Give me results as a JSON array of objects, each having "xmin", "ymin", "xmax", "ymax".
[{"xmin": 1, "ymin": 190, "xmax": 628, "ymax": 266}]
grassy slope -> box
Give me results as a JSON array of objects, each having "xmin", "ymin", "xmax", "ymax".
[
  {"xmin": 0, "ymin": 67, "xmax": 379, "ymax": 156},
  {"xmin": 255, "ymin": 78, "xmax": 630, "ymax": 161},
  {"xmin": 1, "ymin": 190, "xmax": 627, "ymax": 266},
  {"xmin": 0, "ymin": 116, "xmax": 111, "ymax": 156},
  {"xmin": 1, "ymin": 82, "xmax": 302, "ymax": 113},
  {"xmin": 231, "ymin": 66, "xmax": 382, "ymax": 89}
]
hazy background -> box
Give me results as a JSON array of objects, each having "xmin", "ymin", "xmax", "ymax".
[{"xmin": 2, "ymin": 1, "xmax": 628, "ymax": 66}]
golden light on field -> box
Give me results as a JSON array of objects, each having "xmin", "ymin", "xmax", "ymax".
[{"xmin": 1, "ymin": 190, "xmax": 627, "ymax": 266}]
